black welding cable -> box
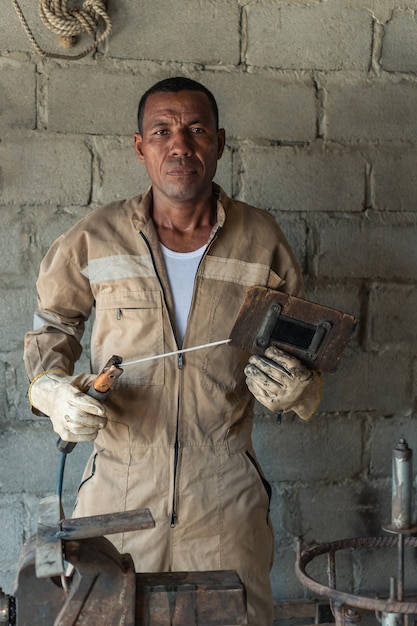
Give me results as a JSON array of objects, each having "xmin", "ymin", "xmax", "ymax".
[{"xmin": 56, "ymin": 450, "xmax": 67, "ymax": 499}]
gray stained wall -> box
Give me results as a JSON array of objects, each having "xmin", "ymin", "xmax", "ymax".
[{"xmin": 1, "ymin": 0, "xmax": 417, "ymax": 616}]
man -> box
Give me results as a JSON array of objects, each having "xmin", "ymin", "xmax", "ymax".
[{"xmin": 24, "ymin": 77, "xmax": 321, "ymax": 625}]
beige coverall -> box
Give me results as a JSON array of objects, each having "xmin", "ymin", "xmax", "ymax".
[{"xmin": 24, "ymin": 185, "xmax": 304, "ymax": 625}]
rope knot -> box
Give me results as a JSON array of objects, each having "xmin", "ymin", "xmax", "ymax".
[{"xmin": 38, "ymin": 0, "xmax": 111, "ymax": 50}]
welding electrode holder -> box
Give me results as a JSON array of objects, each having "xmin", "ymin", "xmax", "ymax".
[{"xmin": 56, "ymin": 355, "xmax": 123, "ymax": 454}]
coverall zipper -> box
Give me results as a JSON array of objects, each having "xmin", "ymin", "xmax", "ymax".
[
  {"xmin": 171, "ymin": 355, "xmax": 182, "ymax": 527},
  {"xmin": 168, "ymin": 226, "xmax": 222, "ymax": 527},
  {"xmin": 140, "ymin": 232, "xmax": 182, "ymax": 529},
  {"xmin": 140, "ymin": 227, "xmax": 222, "ymax": 530}
]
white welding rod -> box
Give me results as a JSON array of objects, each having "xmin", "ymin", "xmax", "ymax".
[{"xmin": 121, "ymin": 339, "xmax": 231, "ymax": 368}]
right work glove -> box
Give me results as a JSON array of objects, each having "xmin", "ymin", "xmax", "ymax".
[
  {"xmin": 244, "ymin": 346, "xmax": 322, "ymax": 420},
  {"xmin": 28, "ymin": 371, "xmax": 108, "ymax": 442}
]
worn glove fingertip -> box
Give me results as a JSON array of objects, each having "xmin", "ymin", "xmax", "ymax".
[{"xmin": 264, "ymin": 345, "xmax": 287, "ymax": 360}]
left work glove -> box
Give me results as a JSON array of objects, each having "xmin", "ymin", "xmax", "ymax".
[
  {"xmin": 244, "ymin": 346, "xmax": 322, "ymax": 420},
  {"xmin": 28, "ymin": 371, "xmax": 108, "ymax": 442}
]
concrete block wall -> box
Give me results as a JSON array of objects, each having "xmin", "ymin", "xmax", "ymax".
[{"xmin": 1, "ymin": 0, "xmax": 417, "ymax": 617}]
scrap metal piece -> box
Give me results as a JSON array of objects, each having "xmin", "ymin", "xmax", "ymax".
[
  {"xmin": 36, "ymin": 506, "xmax": 155, "ymax": 579},
  {"xmin": 58, "ymin": 508, "xmax": 155, "ymax": 540},
  {"xmin": 230, "ymin": 286, "xmax": 357, "ymax": 372}
]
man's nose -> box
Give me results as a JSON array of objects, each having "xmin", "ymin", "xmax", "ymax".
[{"xmin": 170, "ymin": 129, "xmax": 193, "ymax": 156}]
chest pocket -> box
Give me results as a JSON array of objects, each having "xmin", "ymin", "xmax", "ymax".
[{"xmin": 92, "ymin": 291, "xmax": 165, "ymax": 386}]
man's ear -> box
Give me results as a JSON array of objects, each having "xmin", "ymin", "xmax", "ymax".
[
  {"xmin": 217, "ymin": 128, "xmax": 226, "ymax": 160},
  {"xmin": 134, "ymin": 133, "xmax": 145, "ymax": 162}
]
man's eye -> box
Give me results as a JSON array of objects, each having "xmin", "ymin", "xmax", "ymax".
[
  {"xmin": 154, "ymin": 129, "xmax": 169, "ymax": 135},
  {"xmin": 190, "ymin": 127, "xmax": 204, "ymax": 133}
]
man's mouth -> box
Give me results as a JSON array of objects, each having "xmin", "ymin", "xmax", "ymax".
[
  {"xmin": 166, "ymin": 159, "xmax": 199, "ymax": 177},
  {"xmin": 167, "ymin": 167, "xmax": 197, "ymax": 177}
]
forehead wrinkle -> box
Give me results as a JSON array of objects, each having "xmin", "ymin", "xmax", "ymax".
[
  {"xmin": 147, "ymin": 119, "xmax": 171, "ymax": 129},
  {"xmin": 145, "ymin": 110, "xmax": 182, "ymax": 127},
  {"xmin": 146, "ymin": 112, "xmax": 207, "ymax": 131}
]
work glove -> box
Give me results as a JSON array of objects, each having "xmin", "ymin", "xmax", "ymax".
[
  {"xmin": 28, "ymin": 371, "xmax": 108, "ymax": 442},
  {"xmin": 244, "ymin": 346, "xmax": 322, "ymax": 420}
]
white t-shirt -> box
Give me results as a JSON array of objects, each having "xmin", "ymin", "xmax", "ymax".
[{"xmin": 161, "ymin": 243, "xmax": 207, "ymax": 343}]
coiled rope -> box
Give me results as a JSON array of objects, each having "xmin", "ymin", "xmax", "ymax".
[{"xmin": 11, "ymin": 0, "xmax": 112, "ymax": 60}]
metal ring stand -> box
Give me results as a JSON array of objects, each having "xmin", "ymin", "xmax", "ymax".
[
  {"xmin": 296, "ymin": 535, "xmax": 417, "ymax": 626},
  {"xmin": 295, "ymin": 439, "xmax": 417, "ymax": 626}
]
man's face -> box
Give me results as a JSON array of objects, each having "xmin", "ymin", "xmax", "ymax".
[{"xmin": 134, "ymin": 90, "xmax": 225, "ymax": 205}]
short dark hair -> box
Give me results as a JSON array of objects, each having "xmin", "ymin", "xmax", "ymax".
[{"xmin": 137, "ymin": 76, "xmax": 219, "ymax": 134}]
